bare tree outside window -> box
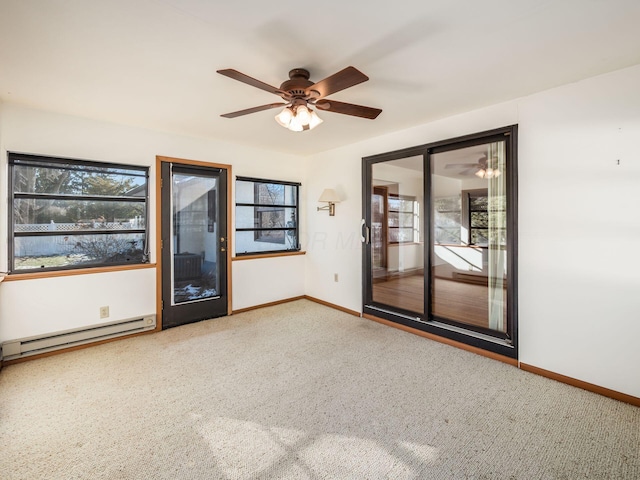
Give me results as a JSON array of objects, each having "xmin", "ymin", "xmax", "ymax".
[
  {"xmin": 235, "ymin": 178, "xmax": 300, "ymax": 255},
  {"xmin": 9, "ymin": 153, "xmax": 149, "ymax": 272}
]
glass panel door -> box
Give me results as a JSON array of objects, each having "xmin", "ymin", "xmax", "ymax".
[
  {"xmin": 364, "ymin": 153, "xmax": 425, "ymax": 318},
  {"xmin": 161, "ymin": 162, "xmax": 228, "ymax": 328},
  {"xmin": 430, "ymin": 141, "xmax": 507, "ymax": 335}
]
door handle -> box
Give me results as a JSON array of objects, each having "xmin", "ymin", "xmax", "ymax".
[
  {"xmin": 220, "ymin": 247, "xmax": 226, "ymax": 252},
  {"xmin": 361, "ymin": 219, "xmax": 370, "ymax": 244}
]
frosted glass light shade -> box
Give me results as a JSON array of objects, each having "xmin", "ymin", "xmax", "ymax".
[
  {"xmin": 308, "ymin": 109, "xmax": 323, "ymax": 129},
  {"xmin": 288, "ymin": 115, "xmax": 304, "ymax": 131},
  {"xmin": 296, "ymin": 105, "xmax": 311, "ymax": 125},
  {"xmin": 275, "ymin": 104, "xmax": 323, "ymax": 131},
  {"xmin": 275, "ymin": 107, "xmax": 293, "ymax": 128}
]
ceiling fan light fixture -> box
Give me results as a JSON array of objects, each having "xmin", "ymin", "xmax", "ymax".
[
  {"xmin": 219, "ymin": 66, "xmax": 381, "ymax": 130},
  {"xmin": 308, "ymin": 109, "xmax": 323, "ymax": 129},
  {"xmin": 295, "ymin": 104, "xmax": 311, "ymax": 125},
  {"xmin": 275, "ymin": 107, "xmax": 294, "ymax": 128},
  {"xmin": 275, "ymin": 104, "xmax": 322, "ymax": 132},
  {"xmin": 475, "ymin": 167, "xmax": 502, "ymax": 179},
  {"xmin": 288, "ymin": 114, "xmax": 304, "ymax": 132}
]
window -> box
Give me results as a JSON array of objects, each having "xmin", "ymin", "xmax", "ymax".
[
  {"xmin": 9, "ymin": 152, "xmax": 149, "ymax": 273},
  {"xmin": 235, "ymin": 177, "xmax": 300, "ymax": 255},
  {"xmin": 433, "ymin": 194, "xmax": 462, "ymax": 244},
  {"xmin": 388, "ymin": 194, "xmax": 418, "ymax": 243},
  {"xmin": 434, "ymin": 189, "xmax": 506, "ymax": 247},
  {"xmin": 460, "ymin": 189, "xmax": 506, "ymax": 247}
]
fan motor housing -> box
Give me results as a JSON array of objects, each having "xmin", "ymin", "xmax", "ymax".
[{"xmin": 280, "ymin": 68, "xmax": 314, "ymax": 96}]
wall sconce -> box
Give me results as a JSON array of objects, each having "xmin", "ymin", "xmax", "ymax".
[{"xmin": 317, "ymin": 189, "xmax": 340, "ymax": 216}]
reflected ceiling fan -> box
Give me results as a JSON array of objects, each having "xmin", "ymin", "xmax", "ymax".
[
  {"xmin": 444, "ymin": 155, "xmax": 502, "ymax": 179},
  {"xmin": 217, "ymin": 66, "xmax": 382, "ymax": 132}
]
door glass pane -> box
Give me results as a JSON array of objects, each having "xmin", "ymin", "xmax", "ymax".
[
  {"xmin": 431, "ymin": 141, "xmax": 507, "ymax": 333},
  {"xmin": 172, "ymin": 172, "xmax": 220, "ymax": 304},
  {"xmin": 371, "ymin": 156, "xmax": 424, "ymax": 315}
]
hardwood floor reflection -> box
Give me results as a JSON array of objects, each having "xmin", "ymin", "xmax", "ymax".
[
  {"xmin": 373, "ymin": 274, "xmax": 424, "ymax": 314},
  {"xmin": 432, "ymin": 277, "xmax": 489, "ymax": 329},
  {"xmin": 372, "ymin": 272, "xmax": 506, "ymax": 332}
]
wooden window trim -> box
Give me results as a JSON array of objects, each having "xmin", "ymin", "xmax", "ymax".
[
  {"xmin": 232, "ymin": 250, "xmax": 306, "ymax": 261},
  {"xmin": 3, "ymin": 262, "xmax": 156, "ymax": 281}
]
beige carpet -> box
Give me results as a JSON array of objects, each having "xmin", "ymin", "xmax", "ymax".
[{"xmin": 1, "ymin": 299, "xmax": 638, "ymax": 479}]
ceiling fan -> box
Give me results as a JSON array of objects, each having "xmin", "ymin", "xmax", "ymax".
[
  {"xmin": 216, "ymin": 66, "xmax": 382, "ymax": 131},
  {"xmin": 444, "ymin": 155, "xmax": 502, "ymax": 178}
]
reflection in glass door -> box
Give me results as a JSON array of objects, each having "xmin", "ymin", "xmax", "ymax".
[
  {"xmin": 366, "ymin": 154, "xmax": 425, "ymax": 317},
  {"xmin": 161, "ymin": 161, "xmax": 228, "ymax": 329},
  {"xmin": 372, "ymin": 186, "xmax": 388, "ymax": 277},
  {"xmin": 172, "ymin": 171, "xmax": 220, "ymax": 304},
  {"xmin": 431, "ymin": 141, "xmax": 508, "ymax": 336}
]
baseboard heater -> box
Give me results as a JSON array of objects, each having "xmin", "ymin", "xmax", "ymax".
[{"xmin": 1, "ymin": 315, "xmax": 156, "ymax": 361}]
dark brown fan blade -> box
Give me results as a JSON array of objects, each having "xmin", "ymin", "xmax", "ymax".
[
  {"xmin": 217, "ymin": 69, "xmax": 284, "ymax": 96},
  {"xmin": 307, "ymin": 66, "xmax": 369, "ymax": 99},
  {"xmin": 315, "ymin": 99, "xmax": 382, "ymax": 119},
  {"xmin": 220, "ymin": 103, "xmax": 286, "ymax": 118}
]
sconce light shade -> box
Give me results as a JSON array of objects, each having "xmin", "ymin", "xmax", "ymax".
[
  {"xmin": 317, "ymin": 188, "xmax": 340, "ymax": 216},
  {"xmin": 318, "ymin": 189, "xmax": 341, "ymax": 203}
]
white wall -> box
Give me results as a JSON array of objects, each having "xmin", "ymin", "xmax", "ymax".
[
  {"xmin": 0, "ymin": 104, "xmax": 305, "ymax": 341},
  {"xmin": 0, "ymin": 269, "xmax": 156, "ymax": 339},
  {"xmin": 516, "ymin": 65, "xmax": 640, "ymax": 397},
  {"xmin": 305, "ymin": 64, "xmax": 640, "ymax": 398},
  {"xmin": 232, "ymin": 255, "xmax": 305, "ymax": 311}
]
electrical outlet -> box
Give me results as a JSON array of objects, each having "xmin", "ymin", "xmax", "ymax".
[
  {"xmin": 334, "ymin": 273, "xmax": 339, "ymax": 282},
  {"xmin": 99, "ymin": 306, "xmax": 109, "ymax": 319}
]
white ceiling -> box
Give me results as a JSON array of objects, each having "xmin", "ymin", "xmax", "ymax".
[{"xmin": 1, "ymin": 0, "xmax": 640, "ymax": 156}]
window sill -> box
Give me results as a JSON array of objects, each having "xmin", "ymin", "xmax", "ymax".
[
  {"xmin": 3, "ymin": 263, "xmax": 156, "ymax": 281},
  {"xmin": 232, "ymin": 251, "xmax": 306, "ymax": 261}
]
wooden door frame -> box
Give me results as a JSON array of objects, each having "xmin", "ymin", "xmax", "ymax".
[{"xmin": 155, "ymin": 156, "xmax": 233, "ymax": 330}]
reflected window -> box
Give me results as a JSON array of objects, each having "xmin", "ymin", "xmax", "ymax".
[
  {"xmin": 388, "ymin": 194, "xmax": 418, "ymax": 243},
  {"xmin": 434, "ymin": 195, "xmax": 462, "ymax": 244}
]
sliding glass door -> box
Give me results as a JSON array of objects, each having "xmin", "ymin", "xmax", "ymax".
[
  {"xmin": 363, "ymin": 150, "xmax": 426, "ymax": 321},
  {"xmin": 363, "ymin": 127, "xmax": 517, "ymax": 358}
]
